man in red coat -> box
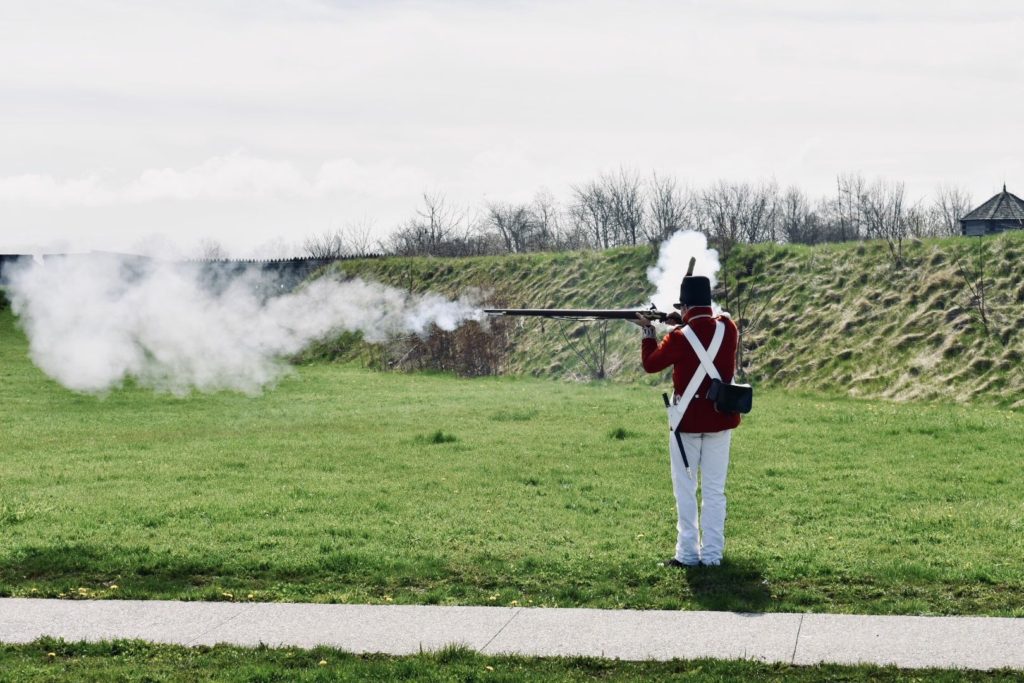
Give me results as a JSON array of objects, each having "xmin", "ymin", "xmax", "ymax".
[{"xmin": 634, "ymin": 274, "xmax": 740, "ymax": 567}]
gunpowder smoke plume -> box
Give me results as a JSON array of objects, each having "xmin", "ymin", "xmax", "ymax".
[
  {"xmin": 6, "ymin": 254, "xmax": 482, "ymax": 395},
  {"xmin": 646, "ymin": 230, "xmax": 721, "ymax": 312}
]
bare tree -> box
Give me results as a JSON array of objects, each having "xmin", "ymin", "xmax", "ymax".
[
  {"xmin": 700, "ymin": 182, "xmax": 744, "ymax": 250},
  {"xmin": 699, "ymin": 182, "xmax": 729, "ymax": 242},
  {"xmin": 382, "ymin": 225, "xmax": 419, "ymax": 256},
  {"xmin": 700, "ymin": 183, "xmax": 746, "ymax": 310},
  {"xmin": 417, "ymin": 192, "xmax": 462, "ymax": 251},
  {"xmin": 303, "ymin": 230, "xmax": 345, "ymax": 259},
  {"xmin": 449, "ymin": 204, "xmax": 496, "ymax": 256},
  {"xmin": 569, "ymin": 180, "xmax": 614, "ymax": 249},
  {"xmin": 342, "ymin": 219, "xmax": 377, "ymax": 256},
  {"xmin": 904, "ymin": 204, "xmax": 929, "ymax": 239},
  {"xmin": 932, "ymin": 185, "xmax": 974, "ymax": 237},
  {"xmin": 531, "ymin": 189, "xmax": 561, "ymax": 251},
  {"xmin": 698, "ymin": 181, "xmax": 779, "ymax": 245},
  {"xmin": 951, "ymin": 239, "xmax": 994, "ymax": 338},
  {"xmin": 742, "ymin": 181, "xmax": 779, "ymax": 244},
  {"xmin": 646, "ymin": 172, "xmax": 695, "ymax": 243},
  {"xmin": 779, "ymin": 187, "xmax": 814, "ymax": 244},
  {"xmin": 812, "ymin": 195, "xmax": 853, "ymax": 244},
  {"xmin": 555, "ymin": 220, "xmax": 594, "ymax": 252},
  {"xmin": 385, "ymin": 193, "xmax": 465, "ymax": 256},
  {"xmin": 198, "ymin": 239, "xmax": 227, "ymax": 260},
  {"xmin": 834, "ymin": 173, "xmax": 868, "ymax": 242},
  {"xmin": 370, "ymin": 171, "xmax": 981, "ymax": 257},
  {"xmin": 604, "ymin": 168, "xmax": 646, "ymax": 246},
  {"xmin": 485, "ymin": 202, "xmax": 536, "ymax": 253},
  {"xmin": 861, "ymin": 178, "xmax": 911, "ymax": 266}
]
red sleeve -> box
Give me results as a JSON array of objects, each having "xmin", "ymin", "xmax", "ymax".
[{"xmin": 641, "ymin": 329, "xmax": 682, "ymax": 374}]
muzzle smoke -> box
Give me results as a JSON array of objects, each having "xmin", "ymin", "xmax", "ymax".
[
  {"xmin": 646, "ymin": 230, "xmax": 721, "ymax": 311},
  {"xmin": 6, "ymin": 254, "xmax": 481, "ymax": 395}
]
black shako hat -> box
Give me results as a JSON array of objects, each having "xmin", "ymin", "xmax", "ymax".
[{"xmin": 674, "ymin": 275, "xmax": 712, "ymax": 309}]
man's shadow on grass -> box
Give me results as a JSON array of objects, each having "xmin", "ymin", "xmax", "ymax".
[{"xmin": 681, "ymin": 557, "xmax": 772, "ymax": 612}]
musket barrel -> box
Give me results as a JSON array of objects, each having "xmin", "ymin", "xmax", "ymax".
[{"xmin": 484, "ymin": 308, "xmax": 668, "ymax": 321}]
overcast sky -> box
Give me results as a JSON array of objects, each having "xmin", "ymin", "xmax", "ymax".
[{"xmin": 1, "ymin": 0, "xmax": 1021, "ymax": 256}]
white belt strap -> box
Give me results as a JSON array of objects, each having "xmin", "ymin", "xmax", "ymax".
[
  {"xmin": 682, "ymin": 324, "xmax": 724, "ymax": 382},
  {"xmin": 668, "ymin": 321, "xmax": 724, "ymax": 432}
]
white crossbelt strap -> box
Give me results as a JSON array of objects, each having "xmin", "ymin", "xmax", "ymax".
[
  {"xmin": 682, "ymin": 324, "xmax": 724, "ymax": 382},
  {"xmin": 668, "ymin": 321, "xmax": 724, "ymax": 432}
]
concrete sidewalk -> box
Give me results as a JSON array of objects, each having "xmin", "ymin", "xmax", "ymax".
[{"xmin": 1, "ymin": 598, "xmax": 1021, "ymax": 671}]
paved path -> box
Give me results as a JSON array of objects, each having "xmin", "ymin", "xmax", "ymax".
[{"xmin": 1, "ymin": 599, "xmax": 1022, "ymax": 670}]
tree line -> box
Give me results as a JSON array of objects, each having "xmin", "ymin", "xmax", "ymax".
[{"xmin": 298, "ymin": 171, "xmax": 975, "ymax": 262}]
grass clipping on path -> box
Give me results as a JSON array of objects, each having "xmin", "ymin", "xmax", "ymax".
[{"xmin": 1, "ymin": 309, "xmax": 1023, "ymax": 616}]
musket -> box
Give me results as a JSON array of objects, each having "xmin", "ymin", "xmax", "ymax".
[
  {"xmin": 484, "ymin": 258, "xmax": 697, "ymax": 323},
  {"xmin": 483, "ymin": 304, "xmax": 675, "ymax": 322}
]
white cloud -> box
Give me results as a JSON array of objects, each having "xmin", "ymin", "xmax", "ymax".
[
  {"xmin": 0, "ymin": 154, "xmax": 430, "ymax": 208},
  {"xmin": 0, "ymin": 0, "xmax": 1021, "ymax": 253},
  {"xmin": 126, "ymin": 156, "xmax": 309, "ymax": 202},
  {"xmin": 0, "ymin": 174, "xmax": 108, "ymax": 207},
  {"xmin": 314, "ymin": 158, "xmax": 428, "ymax": 199}
]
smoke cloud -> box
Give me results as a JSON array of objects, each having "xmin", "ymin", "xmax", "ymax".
[
  {"xmin": 6, "ymin": 254, "xmax": 481, "ymax": 395},
  {"xmin": 646, "ymin": 230, "xmax": 721, "ymax": 312}
]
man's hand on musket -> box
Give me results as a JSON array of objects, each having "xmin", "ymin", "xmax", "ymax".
[
  {"xmin": 630, "ymin": 312, "xmax": 681, "ymax": 328},
  {"xmin": 630, "ymin": 313, "xmax": 655, "ymax": 328}
]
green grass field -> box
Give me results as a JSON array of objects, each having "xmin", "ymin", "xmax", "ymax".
[
  {"xmin": 3, "ymin": 640, "xmax": 1022, "ymax": 682},
  {"xmin": 2, "ymin": 308, "xmax": 1023, "ymax": 617}
]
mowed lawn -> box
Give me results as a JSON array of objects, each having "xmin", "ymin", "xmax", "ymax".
[
  {"xmin": 1, "ymin": 309, "xmax": 1023, "ymax": 616},
  {"xmin": 3, "ymin": 641, "xmax": 1018, "ymax": 682}
]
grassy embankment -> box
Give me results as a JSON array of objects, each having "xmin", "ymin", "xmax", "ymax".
[
  {"xmin": 2, "ymin": 307, "xmax": 1022, "ymax": 616},
  {"xmin": 320, "ymin": 232, "xmax": 1024, "ymax": 406},
  {"xmin": 2, "ymin": 640, "xmax": 1021, "ymax": 682}
]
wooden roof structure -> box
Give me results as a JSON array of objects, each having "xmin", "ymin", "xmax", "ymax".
[{"xmin": 960, "ymin": 185, "xmax": 1024, "ymax": 235}]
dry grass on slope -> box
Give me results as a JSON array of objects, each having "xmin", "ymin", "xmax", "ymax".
[
  {"xmin": 310, "ymin": 233, "xmax": 1024, "ymax": 408},
  {"xmin": 732, "ymin": 233, "xmax": 1024, "ymax": 408}
]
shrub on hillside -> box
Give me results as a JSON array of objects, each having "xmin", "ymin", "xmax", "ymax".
[
  {"xmin": 293, "ymin": 330, "xmax": 366, "ymax": 365},
  {"xmin": 384, "ymin": 319, "xmax": 511, "ymax": 377},
  {"xmin": 295, "ymin": 318, "xmax": 512, "ymax": 378}
]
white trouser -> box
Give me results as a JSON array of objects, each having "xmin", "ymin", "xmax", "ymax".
[{"xmin": 668, "ymin": 429, "xmax": 732, "ymax": 565}]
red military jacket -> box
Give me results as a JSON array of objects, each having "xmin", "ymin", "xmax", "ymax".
[{"xmin": 641, "ymin": 306, "xmax": 741, "ymax": 433}]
